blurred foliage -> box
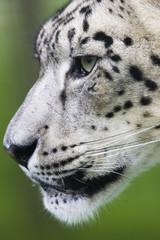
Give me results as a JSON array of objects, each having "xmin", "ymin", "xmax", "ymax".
[{"xmin": 1, "ymin": 0, "xmax": 160, "ymax": 240}]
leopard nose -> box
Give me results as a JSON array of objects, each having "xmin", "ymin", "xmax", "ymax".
[{"xmin": 5, "ymin": 140, "xmax": 38, "ymax": 169}]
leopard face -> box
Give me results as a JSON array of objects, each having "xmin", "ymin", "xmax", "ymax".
[{"xmin": 3, "ymin": 0, "xmax": 160, "ymax": 224}]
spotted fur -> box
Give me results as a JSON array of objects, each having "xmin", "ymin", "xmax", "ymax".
[{"xmin": 3, "ymin": 0, "xmax": 160, "ymax": 224}]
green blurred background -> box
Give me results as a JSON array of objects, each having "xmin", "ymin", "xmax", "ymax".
[{"xmin": 1, "ymin": 0, "xmax": 160, "ymax": 239}]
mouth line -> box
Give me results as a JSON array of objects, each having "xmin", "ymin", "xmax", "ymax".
[{"xmin": 39, "ymin": 166, "xmax": 126, "ymax": 197}]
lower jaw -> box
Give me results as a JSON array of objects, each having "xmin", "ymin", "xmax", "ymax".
[
  {"xmin": 41, "ymin": 167, "xmax": 128, "ymax": 225},
  {"xmin": 40, "ymin": 166, "xmax": 126, "ymax": 198},
  {"xmin": 42, "ymin": 190, "xmax": 95, "ymax": 224}
]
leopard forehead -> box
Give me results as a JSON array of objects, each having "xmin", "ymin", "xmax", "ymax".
[
  {"xmin": 35, "ymin": 0, "xmax": 160, "ymax": 113},
  {"xmin": 3, "ymin": 0, "xmax": 160, "ymax": 225},
  {"xmin": 36, "ymin": 0, "xmax": 144, "ymax": 61}
]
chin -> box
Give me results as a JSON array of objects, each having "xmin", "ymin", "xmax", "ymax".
[{"xmin": 40, "ymin": 177, "xmax": 129, "ymax": 225}]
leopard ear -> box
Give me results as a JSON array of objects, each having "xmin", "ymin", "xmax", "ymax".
[{"xmin": 131, "ymin": 0, "xmax": 160, "ymax": 37}]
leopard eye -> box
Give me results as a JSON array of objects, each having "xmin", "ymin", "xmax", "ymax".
[
  {"xmin": 80, "ymin": 56, "xmax": 97, "ymax": 74},
  {"xmin": 71, "ymin": 55, "xmax": 97, "ymax": 78}
]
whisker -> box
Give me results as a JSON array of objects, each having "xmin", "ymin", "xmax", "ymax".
[
  {"xmin": 79, "ymin": 168, "xmax": 128, "ymax": 178},
  {"xmin": 80, "ymin": 124, "xmax": 160, "ymax": 148},
  {"xmin": 87, "ymin": 125, "xmax": 159, "ymax": 152},
  {"xmin": 79, "ymin": 128, "xmax": 135, "ymax": 145},
  {"xmin": 72, "ymin": 177, "xmax": 85, "ymax": 185},
  {"xmin": 58, "ymin": 173, "xmax": 65, "ymax": 188},
  {"xmin": 86, "ymin": 138, "xmax": 151, "ymax": 154},
  {"xmin": 93, "ymin": 163, "xmax": 120, "ymax": 167},
  {"xmin": 85, "ymin": 138, "xmax": 160, "ymax": 157}
]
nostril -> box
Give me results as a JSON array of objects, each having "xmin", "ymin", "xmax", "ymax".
[{"xmin": 5, "ymin": 140, "xmax": 38, "ymax": 169}]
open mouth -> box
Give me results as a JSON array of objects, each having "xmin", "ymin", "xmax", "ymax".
[{"xmin": 40, "ymin": 166, "xmax": 126, "ymax": 197}]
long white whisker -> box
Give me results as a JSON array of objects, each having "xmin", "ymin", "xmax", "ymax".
[
  {"xmin": 72, "ymin": 177, "xmax": 85, "ymax": 185},
  {"xmin": 80, "ymin": 128, "xmax": 135, "ymax": 145},
  {"xmin": 86, "ymin": 138, "xmax": 151, "ymax": 154},
  {"xmin": 85, "ymin": 138, "xmax": 160, "ymax": 157},
  {"xmin": 79, "ymin": 168, "xmax": 128, "ymax": 178},
  {"xmin": 86, "ymin": 125, "xmax": 159, "ymax": 152}
]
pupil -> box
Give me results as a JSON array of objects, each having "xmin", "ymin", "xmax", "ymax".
[{"xmin": 86, "ymin": 56, "xmax": 93, "ymax": 63}]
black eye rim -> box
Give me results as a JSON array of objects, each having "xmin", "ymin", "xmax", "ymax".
[{"xmin": 70, "ymin": 55, "xmax": 98, "ymax": 79}]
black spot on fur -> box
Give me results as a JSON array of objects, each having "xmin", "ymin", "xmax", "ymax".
[
  {"xmin": 80, "ymin": 6, "xmax": 92, "ymax": 15},
  {"xmin": 53, "ymin": 163, "xmax": 60, "ymax": 168},
  {"xmin": 39, "ymin": 30, "xmax": 45, "ymax": 40},
  {"xmin": 61, "ymin": 146, "xmax": 68, "ymax": 151},
  {"xmin": 114, "ymin": 106, "xmax": 122, "ymax": 112},
  {"xmin": 44, "ymin": 125, "xmax": 49, "ymax": 129},
  {"xmin": 129, "ymin": 66, "xmax": 143, "ymax": 81},
  {"xmin": 44, "ymin": 38, "xmax": 48, "ymax": 45},
  {"xmin": 123, "ymin": 37, "xmax": 133, "ymax": 46},
  {"xmin": 140, "ymin": 96, "xmax": 152, "ymax": 105},
  {"xmin": 68, "ymin": 28, "xmax": 75, "ymax": 42},
  {"xmin": 118, "ymin": 90, "xmax": 125, "ymax": 96},
  {"xmin": 88, "ymin": 83, "xmax": 97, "ymax": 92},
  {"xmin": 144, "ymin": 79, "xmax": 158, "ymax": 91},
  {"xmin": 60, "ymin": 160, "xmax": 67, "ymax": 166},
  {"xmin": 105, "ymin": 112, "xmax": 114, "ymax": 118},
  {"xmin": 70, "ymin": 144, "xmax": 77, "ymax": 148},
  {"xmin": 105, "ymin": 71, "xmax": 113, "ymax": 80},
  {"xmin": 150, "ymin": 55, "xmax": 160, "ymax": 66},
  {"xmin": 118, "ymin": 14, "xmax": 124, "ymax": 19},
  {"xmin": 112, "ymin": 66, "xmax": 120, "ymax": 73},
  {"xmin": 60, "ymin": 89, "xmax": 66, "ymax": 106},
  {"xmin": 63, "ymin": 199, "xmax": 67, "ymax": 203},
  {"xmin": 110, "ymin": 54, "xmax": 122, "ymax": 62},
  {"xmin": 120, "ymin": 6, "xmax": 124, "ymax": 11},
  {"xmin": 91, "ymin": 125, "xmax": 96, "ymax": 130},
  {"xmin": 81, "ymin": 37, "xmax": 89, "ymax": 45},
  {"xmin": 83, "ymin": 19, "xmax": 89, "ymax": 32},
  {"xmin": 43, "ymin": 151, "xmax": 48, "ymax": 156},
  {"xmin": 94, "ymin": 32, "xmax": 113, "ymax": 48},
  {"xmin": 55, "ymin": 30, "xmax": 60, "ymax": 43},
  {"xmin": 52, "ymin": 148, "xmax": 57, "ymax": 153},
  {"xmin": 124, "ymin": 101, "xmax": 133, "ymax": 109},
  {"xmin": 46, "ymin": 165, "xmax": 51, "ymax": 170},
  {"xmin": 64, "ymin": 17, "xmax": 74, "ymax": 25},
  {"xmin": 59, "ymin": 156, "xmax": 79, "ymax": 167},
  {"xmin": 109, "ymin": 8, "xmax": 113, "ymax": 13},
  {"xmin": 143, "ymin": 111, "xmax": 151, "ymax": 118}
]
